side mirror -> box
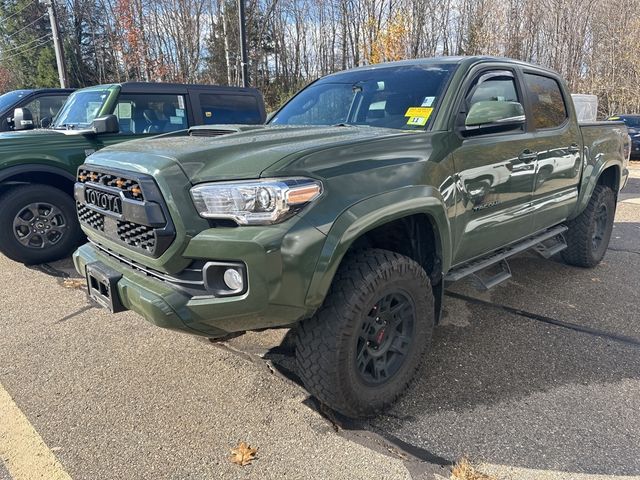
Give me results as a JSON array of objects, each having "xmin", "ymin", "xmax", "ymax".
[
  {"xmin": 41, "ymin": 116, "xmax": 52, "ymax": 128},
  {"xmin": 464, "ymin": 101, "xmax": 525, "ymax": 132},
  {"xmin": 13, "ymin": 108, "xmax": 34, "ymax": 131},
  {"xmin": 91, "ymin": 114, "xmax": 119, "ymax": 134}
]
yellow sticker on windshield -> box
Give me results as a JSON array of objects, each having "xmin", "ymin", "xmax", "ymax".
[
  {"xmin": 407, "ymin": 116, "xmax": 428, "ymax": 126},
  {"xmin": 405, "ymin": 107, "xmax": 433, "ymax": 118}
]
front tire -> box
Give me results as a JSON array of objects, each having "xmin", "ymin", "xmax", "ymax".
[
  {"xmin": 562, "ymin": 185, "xmax": 615, "ymax": 268},
  {"xmin": 0, "ymin": 185, "xmax": 83, "ymax": 265},
  {"xmin": 295, "ymin": 249, "xmax": 434, "ymax": 418}
]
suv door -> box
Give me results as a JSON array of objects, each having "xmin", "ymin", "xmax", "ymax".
[
  {"xmin": 451, "ymin": 68, "xmax": 538, "ymax": 265},
  {"xmin": 523, "ymin": 72, "xmax": 582, "ymax": 231}
]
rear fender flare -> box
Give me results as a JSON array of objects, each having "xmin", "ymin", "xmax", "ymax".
[
  {"xmin": 305, "ymin": 186, "xmax": 451, "ymax": 308},
  {"xmin": 573, "ymin": 159, "xmax": 621, "ymax": 219}
]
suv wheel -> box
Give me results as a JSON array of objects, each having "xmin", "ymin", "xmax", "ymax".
[
  {"xmin": 562, "ymin": 185, "xmax": 615, "ymax": 268},
  {"xmin": 295, "ymin": 249, "xmax": 434, "ymax": 418},
  {"xmin": 0, "ymin": 185, "xmax": 83, "ymax": 265}
]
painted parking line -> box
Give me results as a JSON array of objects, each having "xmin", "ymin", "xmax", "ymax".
[{"xmin": 0, "ymin": 383, "xmax": 72, "ymax": 480}]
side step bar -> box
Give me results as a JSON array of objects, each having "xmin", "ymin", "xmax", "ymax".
[{"xmin": 444, "ymin": 225, "xmax": 568, "ymax": 290}]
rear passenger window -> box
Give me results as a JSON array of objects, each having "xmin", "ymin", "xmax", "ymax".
[
  {"xmin": 199, "ymin": 94, "xmax": 262, "ymax": 124},
  {"xmin": 524, "ymin": 74, "xmax": 567, "ymax": 129}
]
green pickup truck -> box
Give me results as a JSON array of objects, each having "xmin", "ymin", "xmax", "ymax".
[
  {"xmin": 73, "ymin": 57, "xmax": 630, "ymax": 418},
  {"xmin": 0, "ymin": 82, "xmax": 265, "ymax": 264}
]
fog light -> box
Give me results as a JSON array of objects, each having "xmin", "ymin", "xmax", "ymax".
[{"xmin": 223, "ymin": 268, "xmax": 244, "ymax": 291}]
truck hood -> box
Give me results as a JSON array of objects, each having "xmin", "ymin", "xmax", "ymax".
[{"xmin": 94, "ymin": 125, "xmax": 412, "ymax": 183}]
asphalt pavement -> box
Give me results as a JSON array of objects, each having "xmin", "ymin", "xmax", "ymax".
[{"xmin": 1, "ymin": 164, "xmax": 639, "ymax": 480}]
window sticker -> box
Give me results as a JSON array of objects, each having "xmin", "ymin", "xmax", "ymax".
[
  {"xmin": 404, "ymin": 107, "xmax": 433, "ymax": 118},
  {"xmin": 116, "ymin": 102, "xmax": 132, "ymax": 119},
  {"xmin": 178, "ymin": 95, "xmax": 185, "ymax": 110},
  {"xmin": 406, "ymin": 116, "xmax": 428, "ymax": 126},
  {"xmin": 421, "ymin": 96, "xmax": 436, "ymax": 107},
  {"xmin": 170, "ymin": 116, "xmax": 183, "ymax": 125},
  {"xmin": 175, "ymin": 108, "xmax": 185, "ymax": 117}
]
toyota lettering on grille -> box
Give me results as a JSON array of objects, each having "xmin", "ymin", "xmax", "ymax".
[{"xmin": 86, "ymin": 189, "xmax": 123, "ymax": 214}]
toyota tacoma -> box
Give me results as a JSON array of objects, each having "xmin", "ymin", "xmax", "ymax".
[{"xmin": 73, "ymin": 57, "xmax": 630, "ymax": 418}]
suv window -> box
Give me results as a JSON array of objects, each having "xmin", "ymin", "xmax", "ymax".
[
  {"xmin": 524, "ymin": 73, "xmax": 567, "ymax": 129},
  {"xmin": 199, "ymin": 93, "xmax": 262, "ymax": 124},
  {"xmin": 114, "ymin": 94, "xmax": 187, "ymax": 134},
  {"xmin": 23, "ymin": 95, "xmax": 67, "ymax": 127}
]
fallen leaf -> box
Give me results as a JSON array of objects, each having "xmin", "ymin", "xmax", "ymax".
[
  {"xmin": 451, "ymin": 457, "xmax": 496, "ymax": 480},
  {"xmin": 230, "ymin": 442, "xmax": 258, "ymax": 466},
  {"xmin": 63, "ymin": 279, "xmax": 86, "ymax": 289}
]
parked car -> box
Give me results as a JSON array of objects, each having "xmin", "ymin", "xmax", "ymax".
[
  {"xmin": 0, "ymin": 82, "xmax": 266, "ymax": 264},
  {"xmin": 607, "ymin": 114, "xmax": 640, "ymax": 159},
  {"xmin": 73, "ymin": 57, "xmax": 629, "ymax": 418},
  {"xmin": 0, "ymin": 88, "xmax": 74, "ymax": 131}
]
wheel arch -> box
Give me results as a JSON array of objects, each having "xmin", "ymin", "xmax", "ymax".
[
  {"xmin": 305, "ymin": 187, "xmax": 451, "ymax": 320},
  {"xmin": 0, "ymin": 164, "xmax": 76, "ymax": 196},
  {"xmin": 572, "ymin": 160, "xmax": 622, "ymax": 220}
]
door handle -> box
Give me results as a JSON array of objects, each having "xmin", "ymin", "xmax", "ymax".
[
  {"xmin": 567, "ymin": 144, "xmax": 580, "ymax": 154},
  {"xmin": 518, "ymin": 150, "xmax": 538, "ymax": 163}
]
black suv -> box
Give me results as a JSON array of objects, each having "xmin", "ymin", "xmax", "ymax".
[{"xmin": 607, "ymin": 114, "xmax": 640, "ymax": 159}]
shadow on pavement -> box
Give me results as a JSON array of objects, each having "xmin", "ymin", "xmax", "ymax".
[{"xmin": 265, "ymin": 245, "xmax": 640, "ymax": 477}]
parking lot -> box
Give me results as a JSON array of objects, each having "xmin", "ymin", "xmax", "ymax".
[{"xmin": 1, "ymin": 164, "xmax": 639, "ymax": 480}]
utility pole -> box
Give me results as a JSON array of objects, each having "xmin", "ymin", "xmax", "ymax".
[
  {"xmin": 44, "ymin": 0, "xmax": 68, "ymax": 88},
  {"xmin": 237, "ymin": 0, "xmax": 249, "ymax": 87}
]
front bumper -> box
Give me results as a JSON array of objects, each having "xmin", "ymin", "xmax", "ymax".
[{"xmin": 73, "ymin": 241, "xmax": 313, "ymax": 338}]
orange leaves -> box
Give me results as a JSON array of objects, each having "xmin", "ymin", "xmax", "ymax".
[{"xmin": 230, "ymin": 441, "xmax": 258, "ymax": 466}]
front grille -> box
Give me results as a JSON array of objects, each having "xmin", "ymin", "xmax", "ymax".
[
  {"xmin": 78, "ymin": 168, "xmax": 144, "ymax": 201},
  {"xmin": 75, "ymin": 165, "xmax": 175, "ymax": 257},
  {"xmin": 117, "ymin": 221, "xmax": 156, "ymax": 252},
  {"xmin": 77, "ymin": 203, "xmax": 104, "ymax": 231}
]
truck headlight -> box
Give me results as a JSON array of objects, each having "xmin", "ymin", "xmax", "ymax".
[{"xmin": 190, "ymin": 178, "xmax": 322, "ymax": 225}]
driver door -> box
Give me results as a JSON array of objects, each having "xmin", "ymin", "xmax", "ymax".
[{"xmin": 451, "ymin": 69, "xmax": 538, "ymax": 265}]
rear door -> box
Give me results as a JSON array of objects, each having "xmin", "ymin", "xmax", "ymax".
[
  {"xmin": 451, "ymin": 67, "xmax": 538, "ymax": 265},
  {"xmin": 522, "ymin": 71, "xmax": 582, "ymax": 231}
]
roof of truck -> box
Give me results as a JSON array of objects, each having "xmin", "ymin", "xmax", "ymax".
[{"xmin": 327, "ymin": 56, "xmax": 560, "ymax": 77}]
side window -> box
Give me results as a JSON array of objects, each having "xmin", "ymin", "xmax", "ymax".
[
  {"xmin": 113, "ymin": 94, "xmax": 187, "ymax": 135},
  {"xmin": 524, "ymin": 73, "xmax": 568, "ymax": 129},
  {"xmin": 23, "ymin": 95, "xmax": 67, "ymax": 126},
  {"xmin": 199, "ymin": 94, "xmax": 262, "ymax": 125},
  {"xmin": 463, "ymin": 72, "xmax": 525, "ymax": 130},
  {"xmin": 469, "ymin": 77, "xmax": 519, "ymax": 106}
]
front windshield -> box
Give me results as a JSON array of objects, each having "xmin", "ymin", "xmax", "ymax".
[
  {"xmin": 270, "ymin": 64, "xmax": 457, "ymax": 130},
  {"xmin": 53, "ymin": 88, "xmax": 113, "ymax": 129},
  {"xmin": 0, "ymin": 90, "xmax": 31, "ymax": 113}
]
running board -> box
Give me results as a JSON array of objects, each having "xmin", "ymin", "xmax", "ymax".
[{"xmin": 445, "ymin": 225, "xmax": 568, "ymax": 290}]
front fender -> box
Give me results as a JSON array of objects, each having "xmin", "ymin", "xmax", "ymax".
[
  {"xmin": 0, "ymin": 163, "xmax": 76, "ymax": 183},
  {"xmin": 305, "ymin": 186, "xmax": 451, "ymax": 308}
]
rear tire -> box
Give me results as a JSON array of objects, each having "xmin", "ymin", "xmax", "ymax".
[
  {"xmin": 0, "ymin": 185, "xmax": 83, "ymax": 265},
  {"xmin": 562, "ymin": 185, "xmax": 615, "ymax": 268},
  {"xmin": 295, "ymin": 249, "xmax": 434, "ymax": 418}
]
